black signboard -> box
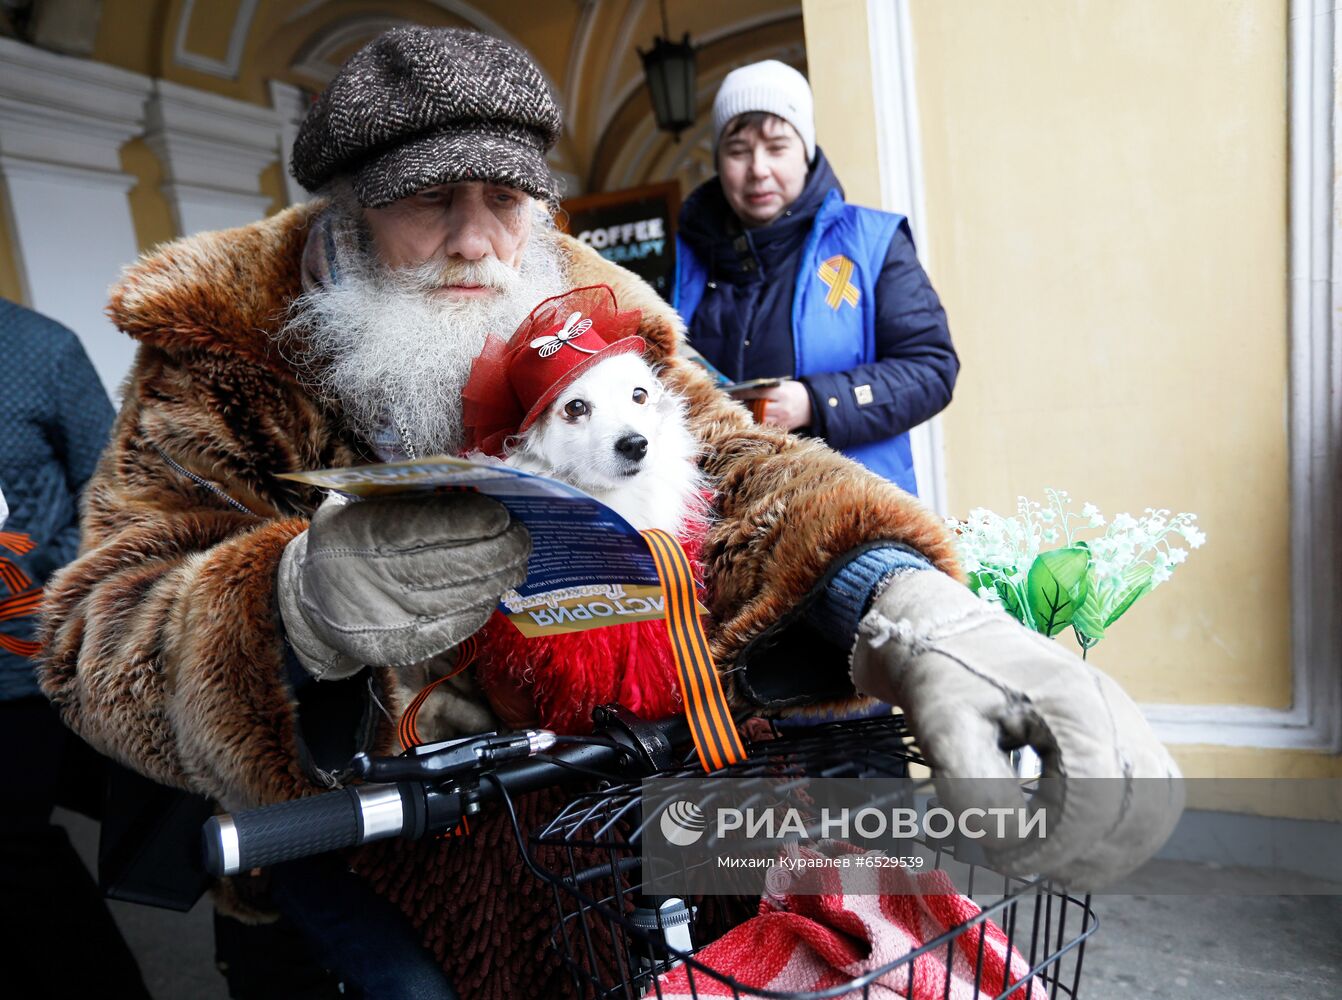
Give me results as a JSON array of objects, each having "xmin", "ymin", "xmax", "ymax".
[{"xmin": 561, "ymin": 181, "xmax": 681, "ymax": 301}]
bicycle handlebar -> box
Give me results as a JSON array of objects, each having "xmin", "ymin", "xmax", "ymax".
[
  {"xmin": 203, "ymin": 783, "xmax": 413, "ymax": 876},
  {"xmin": 203, "ymin": 706, "xmax": 691, "ymax": 877}
]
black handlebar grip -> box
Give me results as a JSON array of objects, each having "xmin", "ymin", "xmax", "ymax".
[{"xmin": 203, "ymin": 785, "xmax": 407, "ymax": 876}]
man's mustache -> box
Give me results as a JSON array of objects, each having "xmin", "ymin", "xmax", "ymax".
[{"xmin": 388, "ymin": 255, "xmax": 520, "ymax": 294}]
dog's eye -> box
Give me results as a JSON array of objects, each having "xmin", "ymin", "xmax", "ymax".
[
  {"xmin": 632, "ymin": 388, "xmax": 648, "ymax": 404},
  {"xmin": 564, "ymin": 399, "xmax": 589, "ymax": 418}
]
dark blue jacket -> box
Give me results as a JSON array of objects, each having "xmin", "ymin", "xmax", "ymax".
[
  {"xmin": 676, "ymin": 151, "xmax": 957, "ymax": 457},
  {"xmin": 0, "ymin": 299, "xmax": 114, "ymax": 699}
]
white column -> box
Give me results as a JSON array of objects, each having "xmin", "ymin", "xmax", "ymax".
[
  {"xmin": 865, "ymin": 0, "xmax": 948, "ymax": 515},
  {"xmin": 144, "ymin": 79, "xmax": 281, "ymax": 235},
  {"xmin": 0, "ymin": 37, "xmax": 153, "ymax": 397}
]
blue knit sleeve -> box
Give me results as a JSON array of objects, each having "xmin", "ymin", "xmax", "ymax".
[
  {"xmin": 47, "ymin": 331, "xmax": 115, "ymax": 568},
  {"xmin": 804, "ymin": 544, "xmax": 933, "ymax": 650}
]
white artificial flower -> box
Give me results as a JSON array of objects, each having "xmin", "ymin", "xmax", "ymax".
[
  {"xmin": 1091, "ymin": 557, "xmax": 1118, "ymax": 582},
  {"xmin": 957, "ymin": 493, "xmax": 1201, "ymax": 628}
]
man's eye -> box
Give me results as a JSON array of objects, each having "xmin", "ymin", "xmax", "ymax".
[
  {"xmin": 632, "ymin": 388, "xmax": 648, "ymax": 404},
  {"xmin": 564, "ymin": 399, "xmax": 589, "ymax": 418},
  {"xmin": 489, "ymin": 186, "xmax": 524, "ymax": 205}
]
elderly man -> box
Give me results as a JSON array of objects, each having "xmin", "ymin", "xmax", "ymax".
[{"xmin": 39, "ymin": 26, "xmax": 1177, "ymax": 999}]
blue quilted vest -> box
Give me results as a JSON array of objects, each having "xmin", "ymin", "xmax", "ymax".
[{"xmin": 674, "ymin": 190, "xmax": 916, "ymax": 494}]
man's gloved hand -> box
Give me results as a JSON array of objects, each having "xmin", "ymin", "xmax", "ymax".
[
  {"xmin": 277, "ymin": 493, "xmax": 530, "ymax": 680},
  {"xmin": 851, "ymin": 569, "xmax": 1183, "ymax": 889}
]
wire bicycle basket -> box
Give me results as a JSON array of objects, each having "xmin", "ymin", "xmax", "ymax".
[{"xmin": 525, "ymin": 714, "xmax": 1097, "ymax": 1000}]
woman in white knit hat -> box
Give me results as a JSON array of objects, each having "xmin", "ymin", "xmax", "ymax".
[{"xmin": 673, "ymin": 59, "xmax": 958, "ymax": 495}]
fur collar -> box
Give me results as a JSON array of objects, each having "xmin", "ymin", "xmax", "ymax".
[{"xmin": 108, "ymin": 203, "xmax": 684, "ymax": 375}]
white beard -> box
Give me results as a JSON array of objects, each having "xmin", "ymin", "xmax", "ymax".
[{"xmin": 281, "ymin": 227, "xmax": 569, "ymax": 458}]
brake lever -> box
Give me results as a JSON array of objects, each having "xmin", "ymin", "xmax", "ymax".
[{"xmin": 351, "ymin": 730, "xmax": 558, "ymax": 784}]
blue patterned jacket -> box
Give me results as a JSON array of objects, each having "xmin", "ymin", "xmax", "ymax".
[{"xmin": 0, "ymin": 299, "xmax": 114, "ymax": 699}]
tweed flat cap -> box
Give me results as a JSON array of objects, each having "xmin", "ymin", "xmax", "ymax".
[{"xmin": 291, "ymin": 26, "xmax": 562, "ymax": 206}]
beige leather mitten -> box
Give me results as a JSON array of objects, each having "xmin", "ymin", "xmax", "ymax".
[
  {"xmin": 852, "ymin": 569, "xmax": 1183, "ymax": 889},
  {"xmin": 277, "ymin": 492, "xmax": 530, "ymax": 679}
]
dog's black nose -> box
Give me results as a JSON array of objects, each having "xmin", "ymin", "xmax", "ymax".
[{"xmin": 615, "ymin": 434, "xmax": 648, "ymax": 461}]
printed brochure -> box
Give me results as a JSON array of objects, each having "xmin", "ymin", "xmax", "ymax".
[{"xmin": 281, "ymin": 456, "xmax": 703, "ymax": 638}]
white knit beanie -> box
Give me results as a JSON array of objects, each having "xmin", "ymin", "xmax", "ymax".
[{"xmin": 712, "ymin": 60, "xmax": 816, "ymax": 163}]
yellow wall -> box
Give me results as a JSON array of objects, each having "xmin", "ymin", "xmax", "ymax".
[
  {"xmin": 804, "ymin": 0, "xmax": 1314, "ymax": 779},
  {"xmin": 258, "ymin": 161, "xmax": 287, "ymax": 217},
  {"xmin": 0, "ymin": 179, "xmax": 26, "ymax": 303},
  {"xmin": 802, "ymin": 0, "xmax": 881, "ymax": 208},
  {"xmin": 180, "ymin": 0, "xmax": 241, "ymax": 65},
  {"xmin": 909, "ymin": 0, "xmax": 1291, "ymax": 710},
  {"xmin": 93, "ymin": 0, "xmax": 168, "ymax": 77},
  {"xmin": 120, "ymin": 139, "xmax": 177, "ymax": 255}
]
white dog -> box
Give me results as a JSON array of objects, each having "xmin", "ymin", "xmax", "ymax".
[
  {"xmin": 406, "ymin": 291, "xmax": 710, "ymax": 740},
  {"xmin": 503, "ymin": 351, "xmax": 705, "ymax": 535}
]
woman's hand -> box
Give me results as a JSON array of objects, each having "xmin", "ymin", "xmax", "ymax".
[{"xmin": 731, "ymin": 379, "xmax": 813, "ymax": 430}]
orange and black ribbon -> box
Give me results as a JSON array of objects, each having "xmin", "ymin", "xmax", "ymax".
[
  {"xmin": 0, "ymin": 558, "xmax": 31, "ymax": 595},
  {"xmin": 0, "ymin": 532, "xmax": 41, "ymax": 659},
  {"xmin": 0, "ymin": 532, "xmax": 36, "ymax": 556},
  {"xmin": 641, "ymin": 529, "xmax": 746, "ymax": 772},
  {"xmin": 398, "ymin": 633, "xmax": 480, "ymax": 751},
  {"xmin": 396, "ymin": 633, "xmax": 480, "ymax": 838},
  {"xmin": 0, "ymin": 589, "xmax": 43, "ymax": 623}
]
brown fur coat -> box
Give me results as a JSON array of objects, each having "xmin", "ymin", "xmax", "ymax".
[{"xmin": 38, "ymin": 202, "xmax": 957, "ymax": 811}]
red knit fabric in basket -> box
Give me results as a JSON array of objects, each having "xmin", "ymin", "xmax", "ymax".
[{"xmin": 657, "ymin": 843, "xmax": 1047, "ymax": 1000}]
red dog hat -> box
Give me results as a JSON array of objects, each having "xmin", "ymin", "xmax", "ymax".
[{"xmin": 461, "ymin": 285, "xmax": 645, "ymax": 456}]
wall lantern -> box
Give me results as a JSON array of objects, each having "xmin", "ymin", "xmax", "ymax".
[{"xmin": 638, "ymin": 0, "xmax": 696, "ymax": 140}]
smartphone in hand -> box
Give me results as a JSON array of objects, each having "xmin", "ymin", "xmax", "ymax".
[{"xmin": 724, "ymin": 376, "xmax": 784, "ymax": 395}]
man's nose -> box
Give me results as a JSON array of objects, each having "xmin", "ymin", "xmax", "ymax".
[
  {"xmin": 749, "ymin": 150, "xmax": 771, "ymax": 178},
  {"xmin": 615, "ymin": 434, "xmax": 648, "ymax": 461},
  {"xmin": 440, "ymin": 196, "xmax": 493, "ymax": 260}
]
